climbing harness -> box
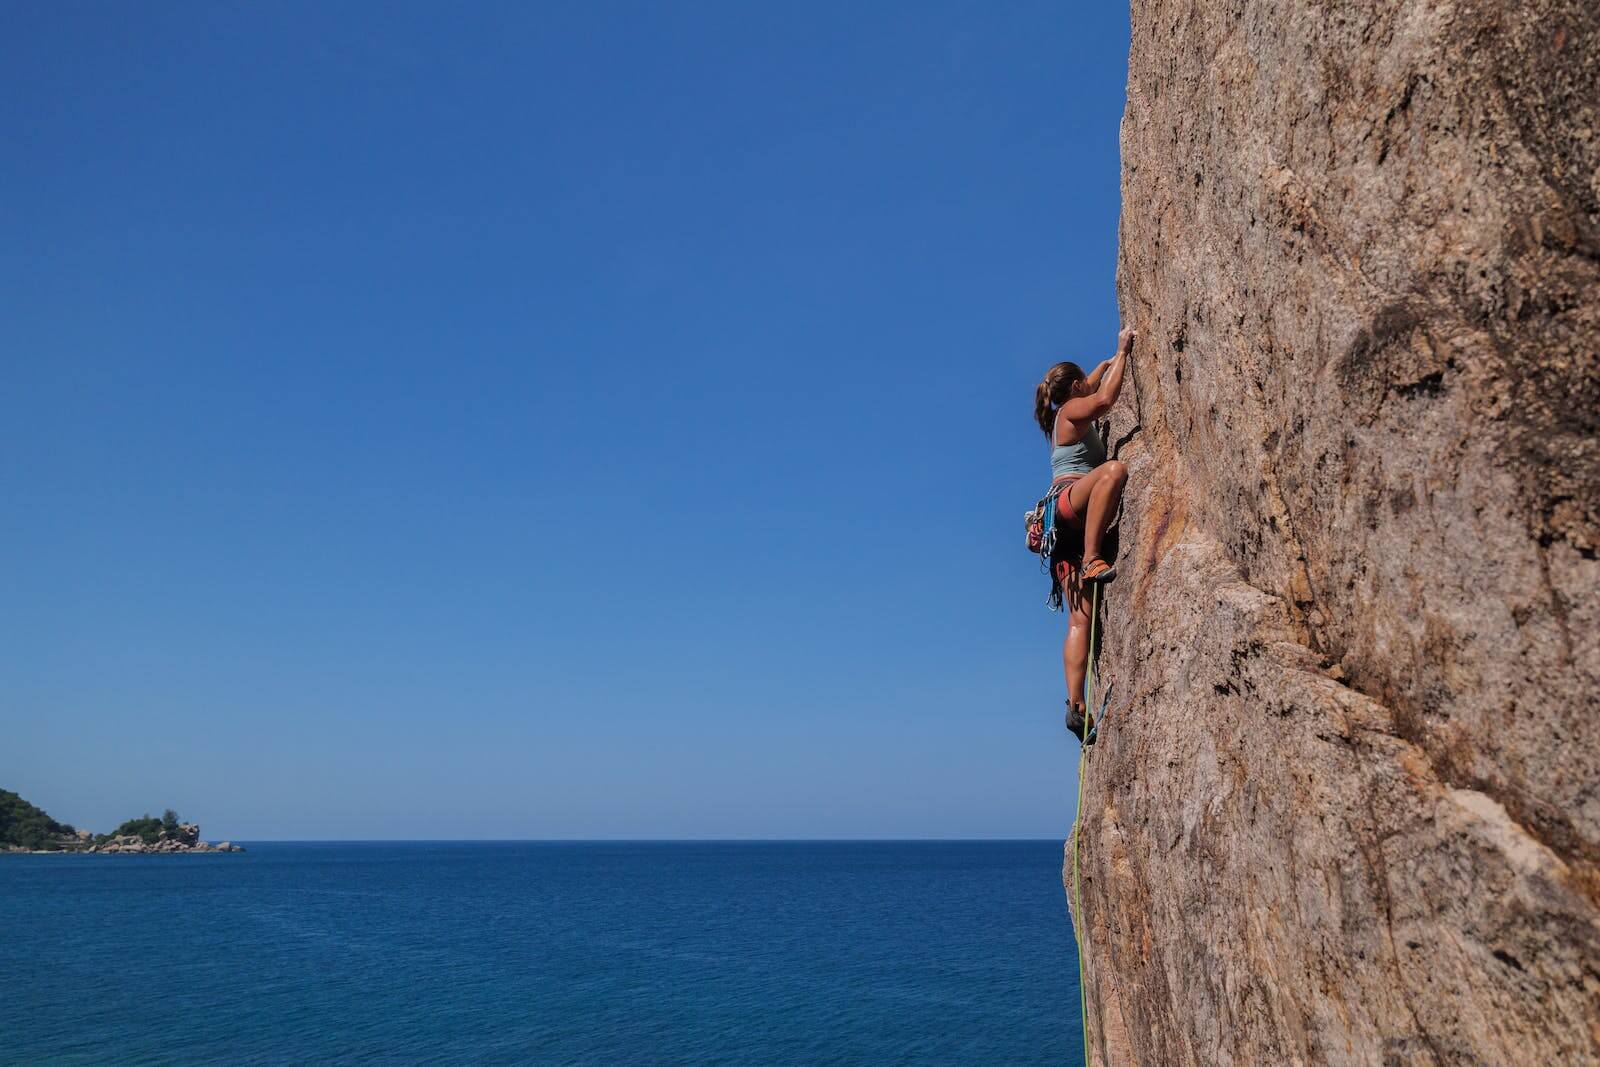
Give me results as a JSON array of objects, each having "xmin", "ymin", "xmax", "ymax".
[
  {"xmin": 1026, "ymin": 481, "xmax": 1070, "ymax": 568},
  {"xmin": 1070, "ymin": 581, "xmax": 1105, "ymax": 1067},
  {"xmin": 1043, "ymin": 496, "xmax": 1087, "ymax": 615}
]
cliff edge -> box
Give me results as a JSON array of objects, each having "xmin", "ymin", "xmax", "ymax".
[{"xmin": 1071, "ymin": 2, "xmax": 1599, "ymax": 1063}]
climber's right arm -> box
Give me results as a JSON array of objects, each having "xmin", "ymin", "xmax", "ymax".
[{"xmin": 1097, "ymin": 335, "xmax": 1130, "ymax": 407}]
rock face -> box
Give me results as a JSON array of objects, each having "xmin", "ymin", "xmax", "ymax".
[{"xmin": 1069, "ymin": 2, "xmax": 1599, "ymax": 1063}]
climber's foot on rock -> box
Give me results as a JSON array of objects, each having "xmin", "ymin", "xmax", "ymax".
[
  {"xmin": 1066, "ymin": 701, "xmax": 1096, "ymax": 745},
  {"xmin": 1082, "ymin": 557, "xmax": 1116, "ymax": 583}
]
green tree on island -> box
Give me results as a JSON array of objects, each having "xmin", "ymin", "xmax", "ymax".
[
  {"xmin": 0, "ymin": 789, "xmax": 76, "ymax": 851},
  {"xmin": 103, "ymin": 813, "xmax": 179, "ymax": 845},
  {"xmin": 3, "ymin": 790, "xmax": 197, "ymax": 851}
]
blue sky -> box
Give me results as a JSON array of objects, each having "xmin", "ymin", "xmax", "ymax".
[{"xmin": 3, "ymin": 2, "xmax": 1130, "ymax": 839}]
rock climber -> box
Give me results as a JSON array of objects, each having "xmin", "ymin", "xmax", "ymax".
[{"xmin": 1034, "ymin": 326, "xmax": 1133, "ymax": 742}]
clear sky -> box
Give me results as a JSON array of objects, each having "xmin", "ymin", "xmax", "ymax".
[{"xmin": 4, "ymin": 2, "xmax": 1130, "ymax": 840}]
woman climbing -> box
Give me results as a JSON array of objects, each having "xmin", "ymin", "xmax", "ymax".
[{"xmin": 1035, "ymin": 326, "xmax": 1133, "ymax": 742}]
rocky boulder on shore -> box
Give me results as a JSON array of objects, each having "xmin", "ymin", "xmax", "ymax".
[{"xmin": 91, "ymin": 824, "xmax": 244, "ymax": 853}]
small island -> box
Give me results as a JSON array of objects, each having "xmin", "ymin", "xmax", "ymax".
[{"xmin": 1, "ymin": 788, "xmax": 243, "ymax": 854}]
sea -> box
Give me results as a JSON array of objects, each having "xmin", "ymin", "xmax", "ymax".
[{"xmin": 1, "ymin": 841, "xmax": 1084, "ymax": 1065}]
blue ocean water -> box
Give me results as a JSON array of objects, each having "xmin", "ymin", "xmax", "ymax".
[{"xmin": 2, "ymin": 841, "xmax": 1083, "ymax": 1065}]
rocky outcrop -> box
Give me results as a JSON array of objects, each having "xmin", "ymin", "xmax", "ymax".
[
  {"xmin": 1069, "ymin": 2, "xmax": 1599, "ymax": 1064},
  {"xmin": 90, "ymin": 838, "xmax": 242, "ymax": 853},
  {"xmin": 7, "ymin": 829, "xmax": 243, "ymax": 854},
  {"xmin": 92, "ymin": 825, "xmax": 243, "ymax": 854}
]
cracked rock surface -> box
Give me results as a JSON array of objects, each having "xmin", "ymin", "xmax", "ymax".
[{"xmin": 1068, "ymin": 2, "xmax": 1599, "ymax": 1063}]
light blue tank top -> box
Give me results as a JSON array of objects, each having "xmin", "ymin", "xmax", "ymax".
[{"xmin": 1050, "ymin": 412, "xmax": 1105, "ymax": 480}]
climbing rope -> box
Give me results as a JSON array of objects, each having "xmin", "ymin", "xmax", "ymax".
[{"xmin": 1070, "ymin": 581, "xmax": 1102, "ymax": 1067}]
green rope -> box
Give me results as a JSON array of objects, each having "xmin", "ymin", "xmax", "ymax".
[{"xmin": 1070, "ymin": 581, "xmax": 1102, "ymax": 1067}]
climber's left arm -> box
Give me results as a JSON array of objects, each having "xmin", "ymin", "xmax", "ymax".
[{"xmin": 1083, "ymin": 360, "xmax": 1111, "ymax": 391}]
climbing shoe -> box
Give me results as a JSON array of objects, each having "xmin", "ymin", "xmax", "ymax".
[
  {"xmin": 1065, "ymin": 701, "xmax": 1097, "ymax": 746},
  {"xmin": 1081, "ymin": 557, "xmax": 1116, "ymax": 584}
]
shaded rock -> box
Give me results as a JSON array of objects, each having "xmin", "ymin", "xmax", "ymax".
[{"xmin": 1070, "ymin": 1, "xmax": 1600, "ymax": 1063}]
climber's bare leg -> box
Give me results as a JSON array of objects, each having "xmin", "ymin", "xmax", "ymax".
[
  {"xmin": 1066, "ymin": 459, "xmax": 1128, "ymax": 565},
  {"xmin": 1062, "ymin": 572, "xmax": 1090, "ymax": 717}
]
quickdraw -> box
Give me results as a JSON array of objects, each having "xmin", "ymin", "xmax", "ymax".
[{"xmin": 1039, "ymin": 481, "xmax": 1067, "ymax": 573}]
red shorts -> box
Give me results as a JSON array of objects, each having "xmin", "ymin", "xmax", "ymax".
[
  {"xmin": 1053, "ymin": 476, "xmax": 1083, "ymax": 525},
  {"xmin": 1052, "ymin": 477, "xmax": 1086, "ymax": 585}
]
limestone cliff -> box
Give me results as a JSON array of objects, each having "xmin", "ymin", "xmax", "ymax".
[{"xmin": 1069, "ymin": 2, "xmax": 1599, "ymax": 1063}]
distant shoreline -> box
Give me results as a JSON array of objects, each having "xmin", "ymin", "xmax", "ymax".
[
  {"xmin": 2, "ymin": 789, "xmax": 243, "ymax": 854},
  {"xmin": 4, "ymin": 846, "xmax": 244, "ymax": 856}
]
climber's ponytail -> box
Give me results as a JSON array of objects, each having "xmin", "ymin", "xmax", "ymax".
[
  {"xmin": 1034, "ymin": 380, "xmax": 1056, "ymax": 436},
  {"xmin": 1035, "ymin": 361, "xmax": 1087, "ymax": 435}
]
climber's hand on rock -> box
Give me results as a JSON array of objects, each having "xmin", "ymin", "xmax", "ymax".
[{"xmin": 1117, "ymin": 327, "xmax": 1135, "ymax": 357}]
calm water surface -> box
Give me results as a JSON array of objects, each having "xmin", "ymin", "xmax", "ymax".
[{"xmin": 2, "ymin": 841, "xmax": 1082, "ymax": 1065}]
